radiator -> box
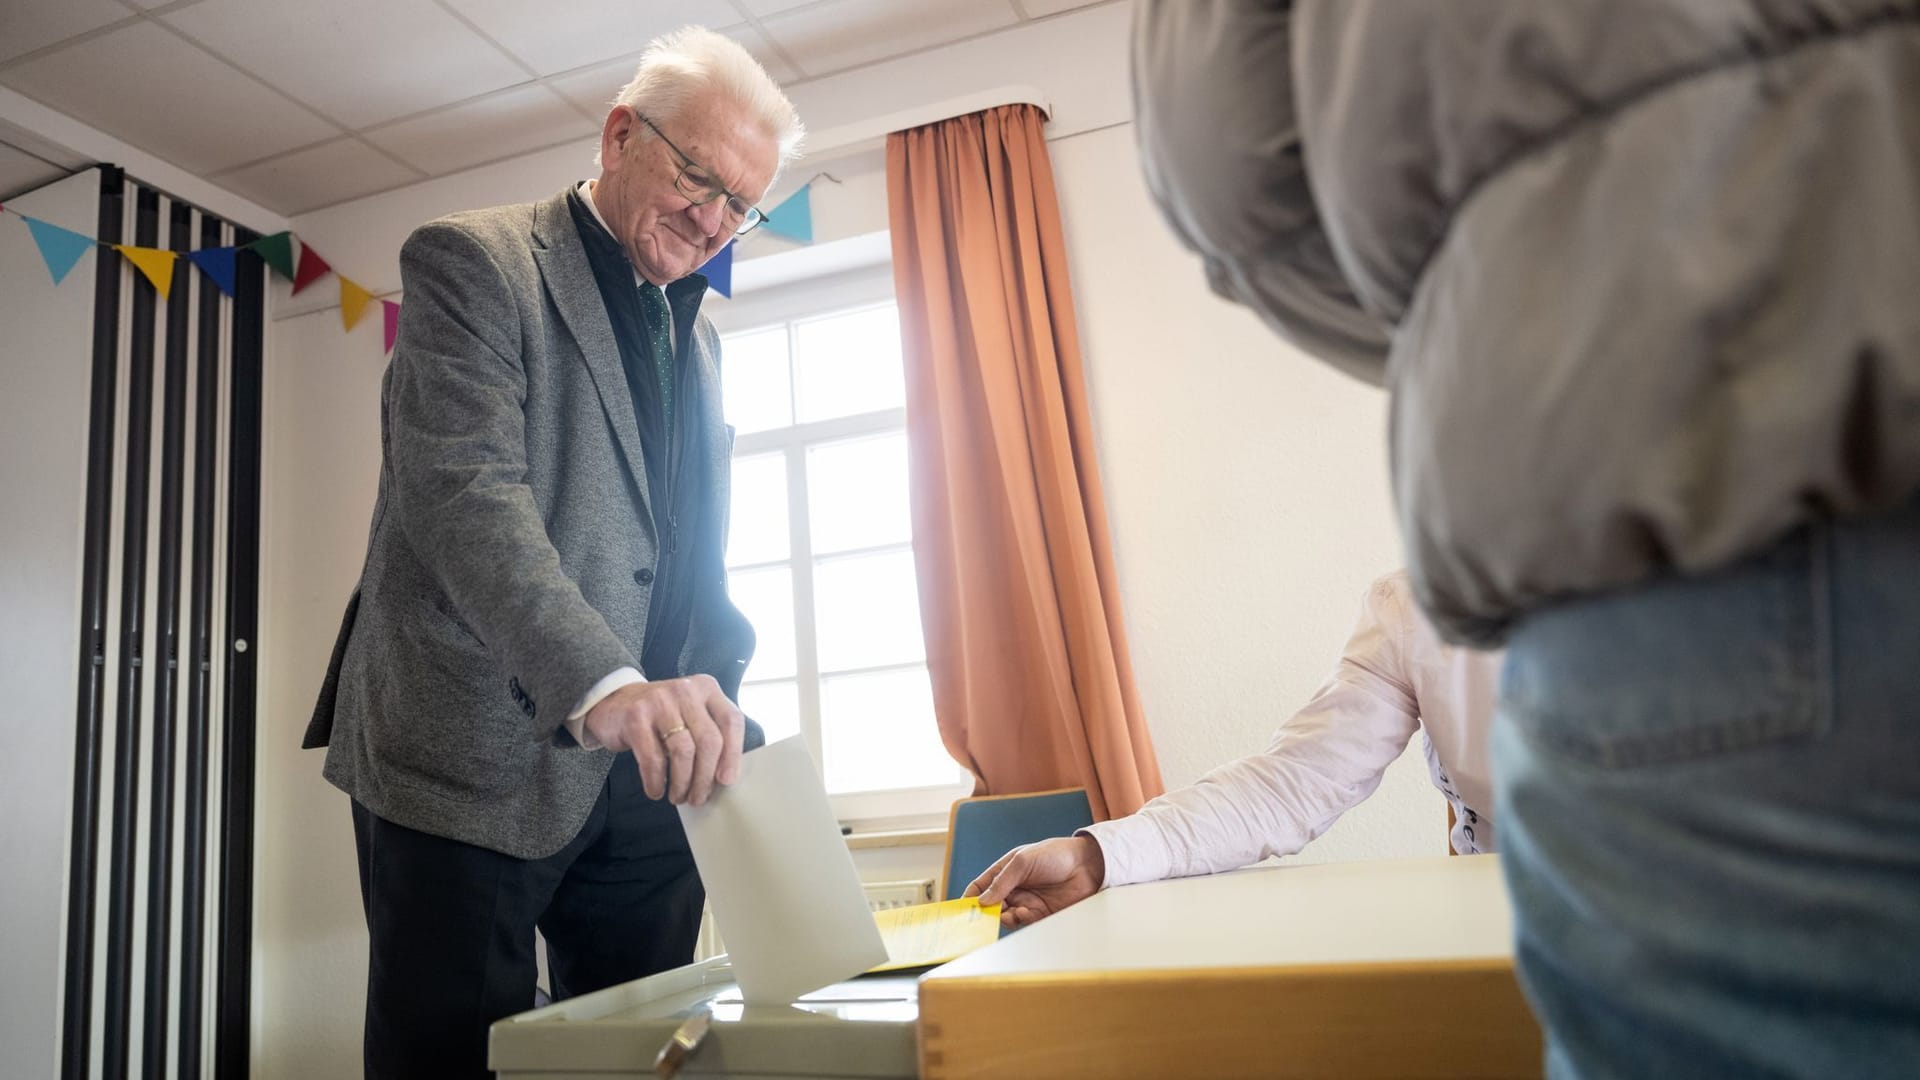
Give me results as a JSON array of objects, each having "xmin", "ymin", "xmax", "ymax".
[{"xmin": 693, "ymin": 878, "xmax": 936, "ymax": 962}]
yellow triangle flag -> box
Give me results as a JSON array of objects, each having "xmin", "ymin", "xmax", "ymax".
[
  {"xmin": 115, "ymin": 245, "xmax": 178, "ymax": 300},
  {"xmin": 340, "ymin": 277, "xmax": 373, "ymax": 332}
]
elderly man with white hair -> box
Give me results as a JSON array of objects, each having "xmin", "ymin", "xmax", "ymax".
[{"xmin": 302, "ymin": 27, "xmax": 803, "ymax": 1078}]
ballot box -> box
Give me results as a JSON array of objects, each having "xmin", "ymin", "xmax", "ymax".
[{"xmin": 489, "ymin": 956, "xmax": 919, "ymax": 1080}]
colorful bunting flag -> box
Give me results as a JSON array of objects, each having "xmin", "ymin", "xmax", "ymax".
[
  {"xmin": 115, "ymin": 245, "xmax": 179, "ymax": 300},
  {"xmin": 700, "ymin": 240, "xmax": 733, "ymax": 298},
  {"xmin": 762, "ymin": 184, "xmax": 812, "ymax": 244},
  {"xmin": 188, "ymin": 246, "xmax": 239, "ymax": 298},
  {"xmin": 250, "ymin": 231, "xmax": 297, "ymax": 281},
  {"xmin": 292, "ymin": 243, "xmax": 331, "ymax": 295},
  {"xmin": 340, "ymin": 277, "xmax": 372, "ymax": 332},
  {"xmin": 4, "ymin": 208, "xmax": 408, "ymax": 360},
  {"xmin": 23, "ymin": 215, "xmax": 96, "ymax": 285},
  {"xmin": 382, "ymin": 299, "xmax": 401, "ymax": 353}
]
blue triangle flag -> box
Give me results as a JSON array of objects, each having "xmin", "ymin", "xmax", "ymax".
[
  {"xmin": 762, "ymin": 185, "xmax": 811, "ymax": 244},
  {"xmin": 24, "ymin": 216, "xmax": 96, "ymax": 285},
  {"xmin": 701, "ymin": 241, "xmax": 733, "ymax": 298},
  {"xmin": 188, "ymin": 246, "xmax": 239, "ymax": 298}
]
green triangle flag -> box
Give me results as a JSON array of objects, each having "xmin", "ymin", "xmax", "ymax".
[{"xmin": 249, "ymin": 231, "xmax": 297, "ymax": 281}]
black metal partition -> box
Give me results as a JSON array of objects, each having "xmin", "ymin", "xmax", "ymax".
[
  {"xmin": 63, "ymin": 161, "xmax": 125, "ymax": 1080},
  {"xmin": 176, "ymin": 209, "xmax": 223, "ymax": 1080},
  {"xmin": 102, "ymin": 181, "xmax": 159, "ymax": 1080},
  {"xmin": 216, "ymin": 217, "xmax": 265, "ymax": 1080},
  {"xmin": 60, "ymin": 165, "xmax": 264, "ymax": 1080}
]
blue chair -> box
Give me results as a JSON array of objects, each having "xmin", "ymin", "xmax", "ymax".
[{"xmin": 941, "ymin": 787, "xmax": 1096, "ymax": 900}]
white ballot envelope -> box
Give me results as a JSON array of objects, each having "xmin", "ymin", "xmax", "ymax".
[{"xmin": 677, "ymin": 736, "xmax": 888, "ymax": 1004}]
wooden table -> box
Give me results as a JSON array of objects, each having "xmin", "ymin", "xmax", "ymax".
[{"xmin": 916, "ymin": 854, "xmax": 1542, "ymax": 1079}]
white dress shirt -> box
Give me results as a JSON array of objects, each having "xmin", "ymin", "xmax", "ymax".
[{"xmin": 1085, "ymin": 571, "xmax": 1503, "ymax": 887}]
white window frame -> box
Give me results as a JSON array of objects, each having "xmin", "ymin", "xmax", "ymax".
[{"xmin": 708, "ymin": 263, "xmax": 971, "ymax": 829}]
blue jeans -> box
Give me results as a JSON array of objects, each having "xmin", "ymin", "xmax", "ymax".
[{"xmin": 1494, "ymin": 499, "xmax": 1920, "ymax": 1079}]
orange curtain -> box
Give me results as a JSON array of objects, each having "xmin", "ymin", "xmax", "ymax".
[{"xmin": 887, "ymin": 104, "xmax": 1164, "ymax": 820}]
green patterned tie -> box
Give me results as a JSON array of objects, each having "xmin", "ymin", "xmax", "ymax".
[{"xmin": 638, "ymin": 282, "xmax": 675, "ymax": 439}]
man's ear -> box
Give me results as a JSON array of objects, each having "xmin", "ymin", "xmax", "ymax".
[{"xmin": 600, "ymin": 106, "xmax": 635, "ymax": 168}]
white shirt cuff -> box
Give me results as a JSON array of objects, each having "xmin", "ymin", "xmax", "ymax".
[
  {"xmin": 566, "ymin": 666, "xmax": 645, "ymax": 750},
  {"xmin": 1079, "ymin": 815, "xmax": 1174, "ymax": 889}
]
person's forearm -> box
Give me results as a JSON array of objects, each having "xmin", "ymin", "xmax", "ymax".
[
  {"xmin": 1087, "ymin": 749, "xmax": 1376, "ymax": 885},
  {"xmin": 1091, "ymin": 666, "xmax": 1424, "ymax": 886}
]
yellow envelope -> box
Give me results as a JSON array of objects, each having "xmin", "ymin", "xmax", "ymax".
[{"xmin": 869, "ymin": 896, "xmax": 1003, "ymax": 973}]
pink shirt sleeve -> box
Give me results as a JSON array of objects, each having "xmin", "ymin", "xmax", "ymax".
[{"xmin": 1085, "ymin": 577, "xmax": 1424, "ymax": 887}]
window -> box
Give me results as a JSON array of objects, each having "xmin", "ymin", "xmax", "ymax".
[{"xmin": 716, "ymin": 274, "xmax": 970, "ymax": 826}]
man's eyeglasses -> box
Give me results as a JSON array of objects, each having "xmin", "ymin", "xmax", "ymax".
[{"xmin": 634, "ymin": 110, "xmax": 769, "ymax": 237}]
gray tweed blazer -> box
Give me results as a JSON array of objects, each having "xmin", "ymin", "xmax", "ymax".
[{"xmin": 303, "ymin": 188, "xmax": 754, "ymax": 859}]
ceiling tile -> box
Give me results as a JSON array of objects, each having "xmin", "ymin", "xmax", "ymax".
[
  {"xmin": 760, "ymin": 0, "xmax": 1019, "ymax": 78},
  {"xmin": 0, "ymin": 142, "xmax": 72, "ymax": 200},
  {"xmin": 0, "ymin": 0, "xmax": 132, "ymax": 65},
  {"xmin": 545, "ymin": 56, "xmax": 642, "ymax": 121},
  {"xmin": 212, "ymin": 137, "xmax": 419, "ymax": 215},
  {"xmin": 364, "ymin": 84, "xmax": 597, "ymax": 176},
  {"xmin": 0, "ymin": 20, "xmax": 340, "ymax": 175},
  {"xmin": 163, "ymin": 0, "xmax": 528, "ymax": 129},
  {"xmin": 440, "ymin": 0, "xmax": 738, "ymax": 77},
  {"xmin": 734, "ymin": 0, "xmax": 821, "ymax": 17},
  {"xmin": 545, "ymin": 22, "xmax": 801, "ymax": 123},
  {"xmin": 1017, "ymin": 0, "xmax": 1108, "ymax": 16}
]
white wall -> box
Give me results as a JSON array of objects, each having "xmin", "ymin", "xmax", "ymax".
[
  {"xmin": 0, "ymin": 167, "xmax": 99, "ymax": 1080},
  {"xmin": 1047, "ymin": 123, "xmax": 1437, "ymax": 866},
  {"xmin": 253, "ymin": 3, "xmax": 1434, "ymax": 1076},
  {"xmin": 254, "ymin": 301, "xmax": 389, "ymax": 1077}
]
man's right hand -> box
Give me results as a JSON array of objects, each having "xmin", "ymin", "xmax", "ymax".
[
  {"xmin": 581, "ymin": 675, "xmax": 744, "ymax": 807},
  {"xmin": 963, "ymin": 835, "xmax": 1107, "ymax": 929}
]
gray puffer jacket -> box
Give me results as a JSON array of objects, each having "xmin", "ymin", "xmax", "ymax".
[{"xmin": 1134, "ymin": 1, "xmax": 1920, "ymax": 644}]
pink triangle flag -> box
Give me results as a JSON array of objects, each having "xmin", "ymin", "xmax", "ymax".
[{"xmin": 382, "ymin": 299, "xmax": 401, "ymax": 353}]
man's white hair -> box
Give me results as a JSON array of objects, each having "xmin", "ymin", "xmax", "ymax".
[{"xmin": 596, "ymin": 26, "xmax": 804, "ymax": 173}]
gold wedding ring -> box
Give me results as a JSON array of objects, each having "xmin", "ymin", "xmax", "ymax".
[{"xmin": 659, "ymin": 723, "xmax": 689, "ymax": 741}]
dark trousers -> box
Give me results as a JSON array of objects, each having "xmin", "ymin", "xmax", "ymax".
[{"xmin": 352, "ymin": 752, "xmax": 701, "ymax": 1080}]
